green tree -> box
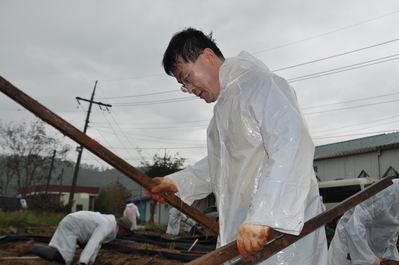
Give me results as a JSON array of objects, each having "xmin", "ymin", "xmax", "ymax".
[
  {"xmin": 139, "ymin": 150, "xmax": 186, "ymax": 223},
  {"xmin": 94, "ymin": 180, "xmax": 132, "ymax": 216}
]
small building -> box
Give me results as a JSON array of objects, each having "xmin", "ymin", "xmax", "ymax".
[
  {"xmin": 128, "ymin": 194, "xmax": 152, "ymax": 222},
  {"xmin": 314, "ymin": 131, "xmax": 399, "ymax": 182},
  {"xmin": 21, "ymin": 185, "xmax": 99, "ymax": 212}
]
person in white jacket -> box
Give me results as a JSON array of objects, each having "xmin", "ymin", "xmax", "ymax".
[
  {"xmin": 146, "ymin": 27, "xmax": 328, "ymax": 264},
  {"xmin": 49, "ymin": 211, "xmax": 132, "ymax": 265},
  {"xmin": 328, "ymin": 178, "xmax": 399, "ymax": 265},
  {"xmin": 123, "ymin": 202, "xmax": 140, "ymax": 230},
  {"xmin": 166, "ymin": 207, "xmax": 183, "ymax": 235},
  {"xmin": 166, "ymin": 207, "xmax": 197, "ymax": 235}
]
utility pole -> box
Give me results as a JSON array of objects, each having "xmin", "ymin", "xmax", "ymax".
[
  {"xmin": 68, "ymin": 81, "xmax": 112, "ymax": 212},
  {"xmin": 45, "ymin": 150, "xmax": 56, "ymax": 194}
]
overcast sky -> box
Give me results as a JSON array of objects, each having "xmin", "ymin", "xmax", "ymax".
[{"xmin": 1, "ymin": 1, "xmax": 399, "ymax": 170}]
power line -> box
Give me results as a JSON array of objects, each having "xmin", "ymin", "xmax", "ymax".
[
  {"xmin": 102, "ymin": 146, "xmax": 206, "ymax": 150},
  {"xmin": 93, "ymin": 119, "xmax": 210, "ymax": 126},
  {"xmin": 97, "ymin": 73, "xmax": 164, "ymax": 82},
  {"xmin": 69, "ymin": 13, "xmax": 399, "ymax": 163},
  {"xmin": 288, "ymin": 54, "xmax": 399, "ymax": 83},
  {"xmin": 302, "ymin": 92, "xmax": 399, "ymax": 110},
  {"xmin": 312, "ymin": 128, "xmax": 399, "ymax": 141},
  {"xmin": 311, "ymin": 114, "xmax": 399, "ymax": 134},
  {"xmin": 96, "ymin": 85, "xmax": 140, "ymax": 163},
  {"xmin": 93, "ymin": 122, "xmax": 208, "ymax": 130},
  {"xmin": 272, "ymin": 38, "xmax": 399, "ymax": 72},
  {"xmin": 304, "ymin": 98, "xmax": 399, "ymax": 115},
  {"xmin": 93, "ymin": 50, "xmax": 399, "ymax": 107},
  {"xmin": 109, "ymin": 96, "xmax": 198, "ymax": 106},
  {"xmin": 252, "ymin": 10, "xmax": 399, "ymax": 54},
  {"xmin": 96, "ymin": 89, "xmax": 178, "ymax": 99},
  {"xmin": 94, "ymin": 127, "xmax": 206, "ymax": 144}
]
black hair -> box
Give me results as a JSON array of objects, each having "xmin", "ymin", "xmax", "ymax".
[{"xmin": 162, "ymin": 27, "xmax": 225, "ymax": 76}]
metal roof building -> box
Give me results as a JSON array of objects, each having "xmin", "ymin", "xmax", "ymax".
[
  {"xmin": 315, "ymin": 131, "xmax": 399, "ymax": 160},
  {"xmin": 313, "ymin": 131, "xmax": 399, "ymax": 181}
]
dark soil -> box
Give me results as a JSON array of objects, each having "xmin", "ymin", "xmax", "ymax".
[{"xmin": 0, "ymin": 227, "xmax": 205, "ymax": 265}]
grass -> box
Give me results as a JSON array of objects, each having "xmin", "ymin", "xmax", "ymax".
[
  {"xmin": 0, "ymin": 211, "xmax": 65, "ymax": 228},
  {"xmin": 325, "ymin": 224, "xmax": 335, "ymax": 241},
  {"xmin": 167, "ymin": 242, "xmax": 176, "ymax": 250}
]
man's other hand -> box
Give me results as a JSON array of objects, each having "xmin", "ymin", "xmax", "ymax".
[
  {"xmin": 237, "ymin": 223, "xmax": 270, "ymax": 258},
  {"xmin": 144, "ymin": 177, "xmax": 178, "ymax": 203},
  {"xmin": 374, "ymin": 257, "xmax": 387, "ymax": 265}
]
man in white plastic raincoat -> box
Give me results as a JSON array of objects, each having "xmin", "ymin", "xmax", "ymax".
[
  {"xmin": 49, "ymin": 211, "xmax": 132, "ymax": 265},
  {"xmin": 124, "ymin": 202, "xmax": 140, "ymax": 230},
  {"xmin": 166, "ymin": 207, "xmax": 183, "ymax": 235},
  {"xmin": 147, "ymin": 27, "xmax": 328, "ymax": 264},
  {"xmin": 328, "ymin": 178, "xmax": 399, "ymax": 265},
  {"xmin": 166, "ymin": 207, "xmax": 197, "ymax": 235}
]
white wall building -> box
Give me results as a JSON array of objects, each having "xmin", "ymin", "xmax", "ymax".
[
  {"xmin": 314, "ymin": 131, "xmax": 399, "ymax": 182},
  {"xmin": 23, "ymin": 185, "xmax": 99, "ymax": 212}
]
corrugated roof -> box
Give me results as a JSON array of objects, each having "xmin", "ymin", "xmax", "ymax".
[
  {"xmin": 129, "ymin": 194, "xmax": 152, "ymax": 202},
  {"xmin": 315, "ymin": 131, "xmax": 399, "ymax": 158}
]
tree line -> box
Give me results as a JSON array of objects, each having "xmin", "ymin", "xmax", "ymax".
[{"xmin": 0, "ymin": 119, "xmax": 186, "ymax": 219}]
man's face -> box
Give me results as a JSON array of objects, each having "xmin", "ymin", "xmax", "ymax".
[
  {"xmin": 172, "ymin": 51, "xmax": 220, "ymax": 103},
  {"xmin": 117, "ymin": 226, "xmax": 128, "ymax": 237}
]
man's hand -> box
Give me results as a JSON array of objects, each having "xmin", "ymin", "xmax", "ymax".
[
  {"xmin": 373, "ymin": 257, "xmax": 387, "ymax": 265},
  {"xmin": 237, "ymin": 223, "xmax": 270, "ymax": 258},
  {"xmin": 144, "ymin": 177, "xmax": 178, "ymax": 203}
]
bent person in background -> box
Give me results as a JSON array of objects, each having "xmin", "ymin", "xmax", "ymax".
[
  {"xmin": 18, "ymin": 211, "xmax": 132, "ymax": 265},
  {"xmin": 328, "ymin": 179, "xmax": 399, "ymax": 265}
]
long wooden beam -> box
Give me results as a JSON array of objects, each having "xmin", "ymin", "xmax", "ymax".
[
  {"xmin": 187, "ymin": 177, "xmax": 393, "ymax": 265},
  {"xmin": 0, "ymin": 76, "xmax": 219, "ymax": 234}
]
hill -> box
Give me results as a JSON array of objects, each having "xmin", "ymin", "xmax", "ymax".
[{"xmin": 0, "ymin": 160, "xmax": 144, "ymax": 199}]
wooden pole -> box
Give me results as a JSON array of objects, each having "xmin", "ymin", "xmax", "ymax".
[
  {"xmin": 0, "ymin": 76, "xmax": 219, "ymax": 234},
  {"xmin": 187, "ymin": 177, "xmax": 393, "ymax": 265}
]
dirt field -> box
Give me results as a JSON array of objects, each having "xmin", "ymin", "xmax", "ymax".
[{"xmin": 0, "ymin": 227, "xmax": 206, "ymax": 265}]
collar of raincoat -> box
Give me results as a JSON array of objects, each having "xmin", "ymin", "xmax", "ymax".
[{"xmin": 218, "ymin": 51, "xmax": 271, "ymax": 100}]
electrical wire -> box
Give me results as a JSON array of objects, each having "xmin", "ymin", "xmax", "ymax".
[
  {"xmin": 252, "ymin": 10, "xmax": 399, "ymax": 55},
  {"xmin": 311, "ymin": 114, "xmax": 399, "ymax": 135},
  {"xmin": 302, "ymin": 92, "xmax": 399, "ymax": 110},
  {"xmin": 272, "ymin": 38, "xmax": 399, "ymax": 72},
  {"xmin": 288, "ymin": 54, "xmax": 399, "ymax": 83}
]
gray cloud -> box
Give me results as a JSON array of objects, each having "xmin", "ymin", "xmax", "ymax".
[{"xmin": 1, "ymin": 0, "xmax": 399, "ymax": 168}]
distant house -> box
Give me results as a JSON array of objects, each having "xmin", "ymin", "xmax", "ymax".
[
  {"xmin": 314, "ymin": 131, "xmax": 399, "ymax": 182},
  {"xmin": 21, "ymin": 185, "xmax": 99, "ymax": 212},
  {"xmin": 128, "ymin": 194, "xmax": 152, "ymax": 222}
]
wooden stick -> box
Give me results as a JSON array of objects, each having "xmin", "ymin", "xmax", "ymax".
[
  {"xmin": 0, "ymin": 76, "xmax": 219, "ymax": 235},
  {"xmin": 187, "ymin": 177, "xmax": 393, "ymax": 265},
  {"xmin": 382, "ymin": 259, "xmax": 399, "ymax": 265}
]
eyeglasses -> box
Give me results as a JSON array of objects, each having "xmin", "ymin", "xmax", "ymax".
[{"xmin": 181, "ymin": 55, "xmax": 200, "ymax": 93}]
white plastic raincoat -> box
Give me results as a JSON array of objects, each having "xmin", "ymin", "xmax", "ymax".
[
  {"xmin": 183, "ymin": 216, "xmax": 196, "ymax": 233},
  {"xmin": 166, "ymin": 207, "xmax": 182, "ymax": 235},
  {"xmin": 166, "ymin": 207, "xmax": 196, "ymax": 235},
  {"xmin": 328, "ymin": 179, "xmax": 399, "ymax": 265},
  {"xmin": 124, "ymin": 203, "xmax": 140, "ymax": 230},
  {"xmin": 167, "ymin": 51, "xmax": 328, "ymax": 265},
  {"xmin": 49, "ymin": 211, "xmax": 118, "ymax": 265}
]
